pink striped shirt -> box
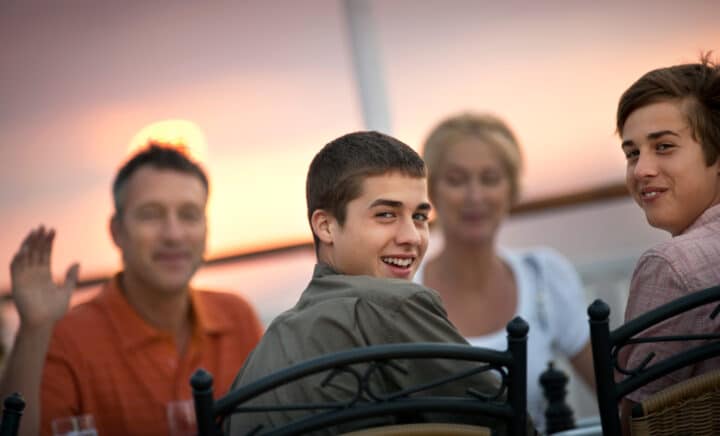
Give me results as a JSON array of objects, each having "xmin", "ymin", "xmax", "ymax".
[{"xmin": 621, "ymin": 203, "xmax": 720, "ymax": 402}]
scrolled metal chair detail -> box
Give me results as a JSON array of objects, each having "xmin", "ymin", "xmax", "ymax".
[
  {"xmin": 588, "ymin": 284, "xmax": 720, "ymax": 435},
  {"xmin": 191, "ymin": 317, "xmax": 531, "ymax": 436}
]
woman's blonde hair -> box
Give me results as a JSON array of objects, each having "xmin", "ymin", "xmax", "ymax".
[{"xmin": 421, "ymin": 112, "xmax": 523, "ymax": 204}]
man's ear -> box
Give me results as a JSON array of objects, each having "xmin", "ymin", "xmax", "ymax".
[
  {"xmin": 109, "ymin": 214, "xmax": 123, "ymax": 249},
  {"xmin": 311, "ymin": 209, "xmax": 335, "ymax": 245}
]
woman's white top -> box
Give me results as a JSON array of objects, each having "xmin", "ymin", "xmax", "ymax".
[{"xmin": 415, "ymin": 247, "xmax": 589, "ymax": 432}]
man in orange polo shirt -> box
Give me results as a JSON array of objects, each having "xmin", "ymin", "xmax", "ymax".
[{"xmin": 0, "ymin": 144, "xmax": 264, "ymax": 435}]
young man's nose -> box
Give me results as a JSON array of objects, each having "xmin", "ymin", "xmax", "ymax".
[
  {"xmin": 633, "ymin": 152, "xmax": 659, "ymax": 179},
  {"xmin": 395, "ymin": 217, "xmax": 423, "ymax": 246}
]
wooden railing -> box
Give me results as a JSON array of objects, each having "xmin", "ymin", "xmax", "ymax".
[{"xmin": 1, "ymin": 182, "xmax": 628, "ymax": 299}]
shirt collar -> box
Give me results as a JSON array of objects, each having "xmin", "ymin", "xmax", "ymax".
[
  {"xmin": 99, "ymin": 273, "xmax": 233, "ymax": 350},
  {"xmin": 312, "ymin": 262, "xmax": 339, "ymax": 279},
  {"xmin": 682, "ymin": 202, "xmax": 720, "ymax": 235},
  {"xmin": 190, "ymin": 286, "xmax": 236, "ymax": 334}
]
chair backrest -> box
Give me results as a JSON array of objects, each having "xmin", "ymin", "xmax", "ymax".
[
  {"xmin": 0, "ymin": 393, "xmax": 25, "ymax": 436},
  {"xmin": 630, "ymin": 368, "xmax": 720, "ymax": 436},
  {"xmin": 587, "ymin": 284, "xmax": 720, "ymax": 435},
  {"xmin": 191, "ymin": 317, "xmax": 530, "ymax": 436},
  {"xmin": 341, "ymin": 422, "xmax": 492, "ymax": 435}
]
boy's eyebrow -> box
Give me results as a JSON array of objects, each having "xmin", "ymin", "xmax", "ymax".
[
  {"xmin": 369, "ymin": 199, "xmax": 403, "ymax": 208},
  {"xmin": 621, "ymin": 130, "xmax": 680, "ymax": 148},
  {"xmin": 369, "ymin": 199, "xmax": 432, "ymax": 211},
  {"xmin": 647, "ymin": 129, "xmax": 680, "ymax": 140}
]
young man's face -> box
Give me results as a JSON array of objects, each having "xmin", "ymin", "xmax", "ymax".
[
  {"xmin": 622, "ymin": 100, "xmax": 720, "ymax": 235},
  {"xmin": 111, "ymin": 166, "xmax": 208, "ymax": 293},
  {"xmin": 319, "ymin": 172, "xmax": 431, "ymax": 280}
]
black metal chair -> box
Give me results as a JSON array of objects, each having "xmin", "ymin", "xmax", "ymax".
[
  {"xmin": 0, "ymin": 393, "xmax": 25, "ymax": 436},
  {"xmin": 191, "ymin": 317, "xmax": 530, "ymax": 436},
  {"xmin": 587, "ymin": 284, "xmax": 720, "ymax": 435}
]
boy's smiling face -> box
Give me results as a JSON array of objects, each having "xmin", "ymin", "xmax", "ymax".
[{"xmin": 314, "ymin": 172, "xmax": 431, "ymax": 279}]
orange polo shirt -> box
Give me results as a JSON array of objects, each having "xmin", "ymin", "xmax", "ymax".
[{"xmin": 41, "ymin": 274, "xmax": 263, "ymax": 436}]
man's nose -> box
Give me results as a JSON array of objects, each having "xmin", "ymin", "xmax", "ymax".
[
  {"xmin": 633, "ymin": 152, "xmax": 658, "ymax": 179},
  {"xmin": 161, "ymin": 214, "xmax": 185, "ymax": 240},
  {"xmin": 396, "ymin": 217, "xmax": 422, "ymax": 246}
]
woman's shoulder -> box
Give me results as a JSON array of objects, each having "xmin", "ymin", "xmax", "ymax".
[{"xmin": 502, "ymin": 246, "xmax": 575, "ymax": 275}]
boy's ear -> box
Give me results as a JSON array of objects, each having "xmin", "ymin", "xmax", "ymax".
[{"xmin": 311, "ymin": 209, "xmax": 335, "ymax": 245}]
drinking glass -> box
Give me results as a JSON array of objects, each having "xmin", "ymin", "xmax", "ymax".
[
  {"xmin": 51, "ymin": 414, "xmax": 98, "ymax": 436},
  {"xmin": 167, "ymin": 399, "xmax": 197, "ymax": 436}
]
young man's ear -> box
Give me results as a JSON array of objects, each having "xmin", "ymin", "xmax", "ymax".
[{"xmin": 311, "ymin": 209, "xmax": 336, "ymax": 245}]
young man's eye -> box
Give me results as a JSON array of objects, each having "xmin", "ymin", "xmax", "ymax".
[
  {"xmin": 413, "ymin": 212, "xmax": 429, "ymax": 222},
  {"xmin": 656, "ymin": 143, "xmax": 674, "ymax": 152},
  {"xmin": 624, "ymin": 149, "xmax": 639, "ymax": 160},
  {"xmin": 375, "ymin": 211, "xmax": 395, "ymax": 219}
]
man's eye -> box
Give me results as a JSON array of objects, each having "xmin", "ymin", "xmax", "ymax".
[
  {"xmin": 179, "ymin": 209, "xmax": 202, "ymax": 222},
  {"xmin": 624, "ymin": 149, "xmax": 639, "ymax": 160},
  {"xmin": 656, "ymin": 143, "xmax": 674, "ymax": 152},
  {"xmin": 137, "ymin": 209, "xmax": 163, "ymax": 220},
  {"xmin": 413, "ymin": 213, "xmax": 429, "ymax": 222},
  {"xmin": 375, "ymin": 211, "xmax": 395, "ymax": 219}
]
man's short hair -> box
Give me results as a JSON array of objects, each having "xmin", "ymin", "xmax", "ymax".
[
  {"xmin": 112, "ymin": 142, "xmax": 209, "ymax": 215},
  {"xmin": 306, "ymin": 131, "xmax": 426, "ymax": 244},
  {"xmin": 617, "ymin": 53, "xmax": 720, "ymax": 165}
]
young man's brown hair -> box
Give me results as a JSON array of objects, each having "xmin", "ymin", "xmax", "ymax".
[
  {"xmin": 305, "ymin": 131, "xmax": 426, "ymax": 246},
  {"xmin": 617, "ymin": 53, "xmax": 720, "ymax": 165}
]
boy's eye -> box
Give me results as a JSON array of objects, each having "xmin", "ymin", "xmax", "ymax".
[
  {"xmin": 413, "ymin": 212, "xmax": 429, "ymax": 222},
  {"xmin": 656, "ymin": 143, "xmax": 674, "ymax": 152},
  {"xmin": 624, "ymin": 149, "xmax": 639, "ymax": 160},
  {"xmin": 375, "ymin": 211, "xmax": 395, "ymax": 219}
]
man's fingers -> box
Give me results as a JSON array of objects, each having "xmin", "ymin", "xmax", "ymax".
[
  {"xmin": 39, "ymin": 228, "xmax": 55, "ymax": 265},
  {"xmin": 63, "ymin": 263, "xmax": 80, "ymax": 291},
  {"xmin": 27, "ymin": 226, "xmax": 45, "ymax": 265},
  {"xmin": 19, "ymin": 228, "xmax": 35, "ymax": 254}
]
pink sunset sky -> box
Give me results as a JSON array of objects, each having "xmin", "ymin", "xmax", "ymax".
[{"xmin": 0, "ymin": 0, "xmax": 717, "ymax": 297}]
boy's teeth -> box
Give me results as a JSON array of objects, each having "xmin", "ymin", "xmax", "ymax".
[{"xmin": 383, "ymin": 257, "xmax": 412, "ymax": 267}]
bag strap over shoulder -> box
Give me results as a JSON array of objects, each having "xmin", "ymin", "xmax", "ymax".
[{"xmin": 524, "ymin": 254, "xmax": 550, "ymax": 333}]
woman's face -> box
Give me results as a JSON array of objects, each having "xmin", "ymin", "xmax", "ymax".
[{"xmin": 431, "ymin": 139, "xmax": 513, "ymax": 245}]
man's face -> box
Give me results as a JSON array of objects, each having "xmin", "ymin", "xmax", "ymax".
[
  {"xmin": 321, "ymin": 172, "xmax": 430, "ymax": 280},
  {"xmin": 622, "ymin": 100, "xmax": 720, "ymax": 235},
  {"xmin": 112, "ymin": 166, "xmax": 207, "ymax": 293}
]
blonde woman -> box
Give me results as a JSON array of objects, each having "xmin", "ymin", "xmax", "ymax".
[{"xmin": 418, "ymin": 113, "xmax": 595, "ymax": 431}]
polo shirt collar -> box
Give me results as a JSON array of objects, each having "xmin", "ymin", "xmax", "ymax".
[{"xmin": 99, "ymin": 273, "xmax": 233, "ymax": 351}]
